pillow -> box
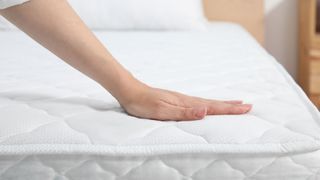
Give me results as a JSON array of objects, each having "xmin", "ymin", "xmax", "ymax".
[
  {"xmin": 0, "ymin": 0, "xmax": 208, "ymax": 31},
  {"xmin": 67, "ymin": 0, "xmax": 208, "ymax": 31}
]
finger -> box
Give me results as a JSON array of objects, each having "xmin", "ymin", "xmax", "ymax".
[
  {"xmin": 193, "ymin": 97, "xmax": 243, "ymax": 105},
  {"xmin": 176, "ymin": 106, "xmax": 207, "ymax": 121},
  {"xmin": 206, "ymin": 103, "xmax": 252, "ymax": 115},
  {"xmin": 186, "ymin": 97, "xmax": 247, "ymax": 113},
  {"xmin": 223, "ymin": 100, "xmax": 243, "ymax": 105},
  {"xmin": 155, "ymin": 103, "xmax": 207, "ymax": 121}
]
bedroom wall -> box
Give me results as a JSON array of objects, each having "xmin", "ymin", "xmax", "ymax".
[{"xmin": 264, "ymin": 0, "xmax": 298, "ymax": 79}]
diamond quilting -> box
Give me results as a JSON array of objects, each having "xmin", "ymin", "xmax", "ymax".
[
  {"xmin": 250, "ymin": 157, "xmax": 314, "ymax": 179},
  {"xmin": 1, "ymin": 152, "xmax": 320, "ymax": 180},
  {"xmin": 192, "ymin": 160, "xmax": 246, "ymax": 180},
  {"xmin": 65, "ymin": 160, "xmax": 115, "ymax": 180},
  {"xmin": 0, "ymin": 104, "xmax": 60, "ymax": 141},
  {"xmin": 1, "ymin": 156, "xmax": 56, "ymax": 180},
  {"xmin": 1, "ymin": 121, "xmax": 91, "ymax": 145},
  {"xmin": 1, "ymin": 29, "xmax": 320, "ymax": 148},
  {"xmin": 117, "ymin": 159, "xmax": 183, "ymax": 180},
  {"xmin": 1, "ymin": 24, "xmax": 320, "ymax": 179}
]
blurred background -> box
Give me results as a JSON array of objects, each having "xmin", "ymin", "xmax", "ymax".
[{"xmin": 264, "ymin": 0, "xmax": 298, "ymax": 79}]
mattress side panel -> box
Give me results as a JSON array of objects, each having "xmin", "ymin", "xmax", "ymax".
[{"xmin": 1, "ymin": 150, "xmax": 320, "ymax": 180}]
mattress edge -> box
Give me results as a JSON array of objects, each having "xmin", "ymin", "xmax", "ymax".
[{"xmin": 1, "ymin": 141, "xmax": 320, "ymax": 156}]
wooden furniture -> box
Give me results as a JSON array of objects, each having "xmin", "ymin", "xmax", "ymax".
[
  {"xmin": 299, "ymin": 0, "xmax": 320, "ymax": 108},
  {"xmin": 203, "ymin": 0, "xmax": 265, "ymax": 45}
]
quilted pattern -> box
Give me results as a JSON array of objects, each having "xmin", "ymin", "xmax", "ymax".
[
  {"xmin": 1, "ymin": 151, "xmax": 320, "ymax": 180},
  {"xmin": 1, "ymin": 23, "xmax": 320, "ymax": 179}
]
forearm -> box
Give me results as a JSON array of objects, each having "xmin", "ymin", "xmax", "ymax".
[
  {"xmin": 0, "ymin": 0, "xmax": 252, "ymax": 121},
  {"xmin": 0, "ymin": 0, "xmax": 143, "ymax": 104}
]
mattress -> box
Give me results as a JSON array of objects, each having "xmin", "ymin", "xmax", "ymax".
[{"xmin": 0, "ymin": 23, "xmax": 320, "ymax": 180}]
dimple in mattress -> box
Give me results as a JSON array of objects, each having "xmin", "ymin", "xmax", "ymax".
[{"xmin": 0, "ymin": 23, "xmax": 320, "ymax": 180}]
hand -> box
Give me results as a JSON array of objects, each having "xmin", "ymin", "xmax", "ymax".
[
  {"xmin": 1, "ymin": 0, "xmax": 252, "ymax": 122},
  {"xmin": 122, "ymin": 86, "xmax": 252, "ymax": 121}
]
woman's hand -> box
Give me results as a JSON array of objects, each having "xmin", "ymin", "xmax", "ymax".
[
  {"xmin": 1, "ymin": 0, "xmax": 252, "ymax": 121},
  {"xmin": 122, "ymin": 85, "xmax": 252, "ymax": 121}
]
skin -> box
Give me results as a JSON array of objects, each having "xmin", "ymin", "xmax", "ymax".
[{"xmin": 0, "ymin": 0, "xmax": 252, "ymax": 121}]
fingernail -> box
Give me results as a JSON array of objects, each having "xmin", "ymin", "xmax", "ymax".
[{"xmin": 242, "ymin": 104, "xmax": 252, "ymax": 112}]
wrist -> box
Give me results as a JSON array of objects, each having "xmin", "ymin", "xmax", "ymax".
[
  {"xmin": 115, "ymin": 73, "xmax": 149, "ymax": 106},
  {"xmin": 99, "ymin": 67, "xmax": 148, "ymax": 106},
  {"xmin": 93, "ymin": 57, "xmax": 149, "ymax": 106}
]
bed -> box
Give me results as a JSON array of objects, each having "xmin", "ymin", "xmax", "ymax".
[
  {"xmin": 1, "ymin": 1, "xmax": 320, "ymax": 180},
  {"xmin": 0, "ymin": 22, "xmax": 320, "ymax": 180}
]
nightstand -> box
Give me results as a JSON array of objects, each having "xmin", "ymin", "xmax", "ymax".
[{"xmin": 299, "ymin": 0, "xmax": 320, "ymax": 108}]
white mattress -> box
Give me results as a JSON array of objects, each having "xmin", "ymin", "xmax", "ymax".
[{"xmin": 1, "ymin": 23, "xmax": 320, "ymax": 180}]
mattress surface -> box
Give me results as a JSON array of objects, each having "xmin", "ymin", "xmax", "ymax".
[{"xmin": 1, "ymin": 23, "xmax": 320, "ymax": 179}]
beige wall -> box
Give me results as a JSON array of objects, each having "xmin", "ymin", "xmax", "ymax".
[{"xmin": 264, "ymin": 0, "xmax": 298, "ymax": 79}]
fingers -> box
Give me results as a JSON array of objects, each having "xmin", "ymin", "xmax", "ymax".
[
  {"xmin": 223, "ymin": 100, "xmax": 243, "ymax": 105},
  {"xmin": 191, "ymin": 97, "xmax": 251, "ymax": 115},
  {"xmin": 197, "ymin": 97, "xmax": 243, "ymax": 105},
  {"xmin": 155, "ymin": 101, "xmax": 251, "ymax": 121},
  {"xmin": 154, "ymin": 102, "xmax": 207, "ymax": 121},
  {"xmin": 206, "ymin": 102, "xmax": 252, "ymax": 115},
  {"xmin": 150, "ymin": 93, "xmax": 251, "ymax": 121}
]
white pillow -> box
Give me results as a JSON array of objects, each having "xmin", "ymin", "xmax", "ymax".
[
  {"xmin": 68, "ymin": 0, "xmax": 208, "ymax": 31},
  {"xmin": 0, "ymin": 0, "xmax": 208, "ymax": 31}
]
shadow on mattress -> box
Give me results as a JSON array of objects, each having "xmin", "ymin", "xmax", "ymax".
[{"xmin": 0, "ymin": 91, "xmax": 124, "ymax": 116}]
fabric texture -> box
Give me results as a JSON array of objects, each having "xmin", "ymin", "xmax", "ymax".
[
  {"xmin": 1, "ymin": 151, "xmax": 320, "ymax": 180},
  {"xmin": 0, "ymin": 23, "xmax": 320, "ymax": 179}
]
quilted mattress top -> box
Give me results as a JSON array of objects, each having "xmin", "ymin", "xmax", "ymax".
[{"xmin": 0, "ymin": 23, "xmax": 320, "ymax": 155}]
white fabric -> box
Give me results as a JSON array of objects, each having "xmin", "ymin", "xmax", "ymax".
[
  {"xmin": 0, "ymin": 0, "xmax": 208, "ymax": 31},
  {"xmin": 0, "ymin": 23, "xmax": 320, "ymax": 179},
  {"xmin": 0, "ymin": 0, "xmax": 29, "ymax": 9},
  {"xmin": 68, "ymin": 0, "xmax": 208, "ymax": 30},
  {"xmin": 0, "ymin": 16, "xmax": 15, "ymax": 30},
  {"xmin": 1, "ymin": 151, "xmax": 320, "ymax": 180}
]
